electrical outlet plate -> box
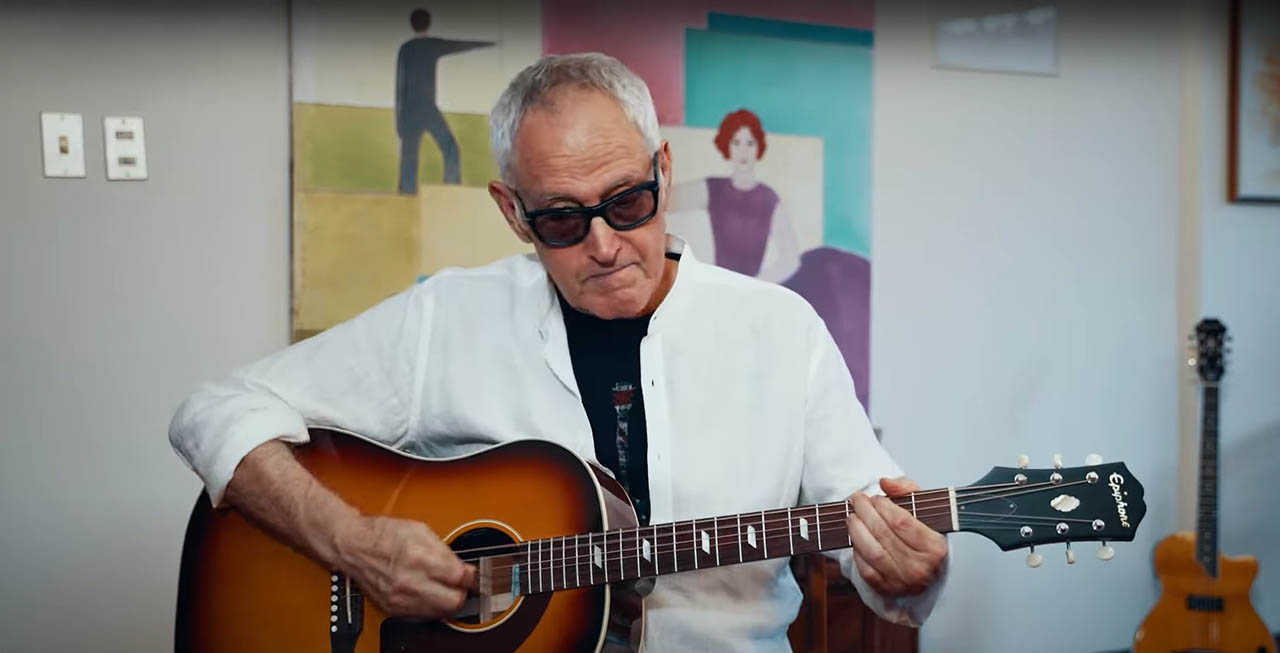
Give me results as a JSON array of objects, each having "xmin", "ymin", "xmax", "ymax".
[
  {"xmin": 104, "ymin": 116, "xmax": 147, "ymax": 181},
  {"xmin": 40, "ymin": 112, "xmax": 86, "ymax": 178}
]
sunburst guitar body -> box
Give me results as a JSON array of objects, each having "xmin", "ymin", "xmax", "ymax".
[{"xmin": 175, "ymin": 428, "xmax": 1147, "ymax": 652}]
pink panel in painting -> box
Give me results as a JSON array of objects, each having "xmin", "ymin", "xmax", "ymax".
[{"xmin": 541, "ymin": 0, "xmax": 873, "ymax": 125}]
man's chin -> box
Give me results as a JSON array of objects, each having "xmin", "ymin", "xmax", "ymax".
[{"xmin": 578, "ymin": 292, "xmax": 647, "ymax": 320}]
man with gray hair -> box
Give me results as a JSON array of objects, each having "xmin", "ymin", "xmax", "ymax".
[{"xmin": 171, "ymin": 53, "xmax": 947, "ymax": 650}]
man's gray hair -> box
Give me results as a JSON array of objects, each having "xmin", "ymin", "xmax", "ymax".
[{"xmin": 489, "ymin": 53, "xmax": 661, "ymax": 186}]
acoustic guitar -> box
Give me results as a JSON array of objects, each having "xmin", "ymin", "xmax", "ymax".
[
  {"xmin": 1134, "ymin": 318, "xmax": 1275, "ymax": 653},
  {"xmin": 175, "ymin": 428, "xmax": 1147, "ymax": 652}
]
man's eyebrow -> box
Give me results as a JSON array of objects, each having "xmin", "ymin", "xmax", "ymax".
[{"xmin": 534, "ymin": 172, "xmax": 647, "ymax": 207}]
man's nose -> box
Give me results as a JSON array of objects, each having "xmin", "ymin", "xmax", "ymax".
[{"xmin": 581, "ymin": 217, "xmax": 621, "ymax": 264}]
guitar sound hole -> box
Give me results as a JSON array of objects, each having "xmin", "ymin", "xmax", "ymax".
[{"xmin": 449, "ymin": 526, "xmax": 521, "ymax": 626}]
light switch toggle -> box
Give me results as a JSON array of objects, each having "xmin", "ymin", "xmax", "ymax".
[{"xmin": 40, "ymin": 112, "xmax": 86, "ymax": 178}]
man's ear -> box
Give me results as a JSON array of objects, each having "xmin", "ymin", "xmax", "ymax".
[{"xmin": 488, "ymin": 181, "xmax": 534, "ymax": 244}]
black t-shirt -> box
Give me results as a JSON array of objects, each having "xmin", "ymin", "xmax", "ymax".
[{"xmin": 558, "ymin": 294, "xmax": 653, "ymax": 526}]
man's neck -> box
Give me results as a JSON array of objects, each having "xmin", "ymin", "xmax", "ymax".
[{"xmin": 638, "ymin": 256, "xmax": 678, "ymax": 316}]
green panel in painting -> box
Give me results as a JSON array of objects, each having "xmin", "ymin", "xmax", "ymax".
[{"xmin": 293, "ymin": 103, "xmax": 496, "ymax": 192}]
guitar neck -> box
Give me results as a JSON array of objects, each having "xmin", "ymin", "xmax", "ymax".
[
  {"xmin": 506, "ymin": 489, "xmax": 958, "ymax": 595},
  {"xmin": 1195, "ymin": 383, "xmax": 1220, "ymax": 577}
]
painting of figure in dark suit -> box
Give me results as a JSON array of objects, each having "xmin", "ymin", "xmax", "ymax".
[{"xmin": 396, "ymin": 8, "xmax": 494, "ymax": 193}]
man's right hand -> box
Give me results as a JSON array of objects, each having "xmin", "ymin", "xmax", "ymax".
[{"xmin": 335, "ymin": 515, "xmax": 476, "ymax": 619}]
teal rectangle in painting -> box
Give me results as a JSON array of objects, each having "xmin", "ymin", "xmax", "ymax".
[
  {"xmin": 706, "ymin": 12, "xmax": 874, "ymax": 47},
  {"xmin": 684, "ymin": 26, "xmax": 872, "ymax": 258}
]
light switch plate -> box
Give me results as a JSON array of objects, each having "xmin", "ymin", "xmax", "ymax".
[
  {"xmin": 104, "ymin": 116, "xmax": 147, "ymax": 181},
  {"xmin": 40, "ymin": 112, "xmax": 86, "ymax": 178}
]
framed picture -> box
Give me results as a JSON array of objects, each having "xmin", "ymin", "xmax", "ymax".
[{"xmin": 1229, "ymin": 0, "xmax": 1280, "ymax": 202}]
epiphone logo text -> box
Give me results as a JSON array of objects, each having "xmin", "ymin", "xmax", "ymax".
[{"xmin": 1108, "ymin": 473, "xmax": 1132, "ymax": 528}]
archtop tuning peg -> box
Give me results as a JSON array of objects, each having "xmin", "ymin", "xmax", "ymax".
[
  {"xmin": 1097, "ymin": 543, "xmax": 1115, "ymax": 561},
  {"xmin": 1085, "ymin": 453, "xmax": 1103, "ymax": 466},
  {"xmin": 1052, "ymin": 454, "xmax": 1063, "ymax": 469},
  {"xmin": 1026, "ymin": 547, "xmax": 1042, "ymax": 568},
  {"xmin": 1016, "ymin": 454, "xmax": 1029, "ymax": 469},
  {"xmin": 1065, "ymin": 542, "xmax": 1075, "ymax": 565}
]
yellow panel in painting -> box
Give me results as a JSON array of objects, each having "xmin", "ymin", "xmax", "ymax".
[
  {"xmin": 293, "ymin": 191, "xmax": 420, "ymax": 340},
  {"xmin": 419, "ymin": 184, "xmax": 532, "ymax": 275}
]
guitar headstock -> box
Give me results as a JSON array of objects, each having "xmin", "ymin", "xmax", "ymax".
[
  {"xmin": 1191, "ymin": 318, "xmax": 1228, "ymax": 383},
  {"xmin": 956, "ymin": 455, "xmax": 1146, "ymax": 565}
]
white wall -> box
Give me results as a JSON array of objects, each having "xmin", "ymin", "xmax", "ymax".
[
  {"xmin": 1190, "ymin": 0, "xmax": 1280, "ymax": 630},
  {"xmin": 2, "ymin": 1, "xmax": 1274, "ymax": 651},
  {"xmin": 871, "ymin": 2, "xmax": 1184, "ymax": 651},
  {"xmin": 0, "ymin": 2, "xmax": 289, "ymax": 651}
]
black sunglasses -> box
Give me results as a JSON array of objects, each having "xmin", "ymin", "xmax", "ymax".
[{"xmin": 515, "ymin": 152, "xmax": 660, "ymax": 248}]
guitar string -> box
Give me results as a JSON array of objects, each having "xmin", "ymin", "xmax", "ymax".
[
  {"xmin": 464, "ymin": 480, "xmax": 1096, "ymax": 575},
  {"xmin": 477, "ymin": 514, "xmax": 1103, "ymax": 594},
  {"xmin": 457, "ymin": 479, "xmax": 1092, "ymax": 569},
  {"xmin": 481, "ymin": 510, "xmax": 1103, "ymax": 581},
  {"xmin": 452, "ymin": 478, "xmax": 1081, "ymax": 560},
  {"xmin": 449, "ymin": 483, "xmax": 1012, "ymax": 559}
]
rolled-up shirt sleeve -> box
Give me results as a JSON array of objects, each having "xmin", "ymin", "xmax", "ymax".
[
  {"xmin": 169, "ymin": 280, "xmax": 434, "ymax": 505},
  {"xmin": 797, "ymin": 311, "xmax": 948, "ymax": 627}
]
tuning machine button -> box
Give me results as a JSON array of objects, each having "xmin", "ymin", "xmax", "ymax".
[
  {"xmin": 1065, "ymin": 542, "xmax": 1075, "ymax": 565},
  {"xmin": 1017, "ymin": 454, "xmax": 1029, "ymax": 469},
  {"xmin": 1097, "ymin": 542, "xmax": 1115, "ymax": 561},
  {"xmin": 1026, "ymin": 547, "xmax": 1042, "ymax": 568},
  {"xmin": 1052, "ymin": 454, "xmax": 1063, "ymax": 469},
  {"xmin": 1085, "ymin": 453, "xmax": 1102, "ymax": 466}
]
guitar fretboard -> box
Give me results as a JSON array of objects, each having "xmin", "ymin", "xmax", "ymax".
[
  {"xmin": 486, "ymin": 490, "xmax": 956, "ymax": 596},
  {"xmin": 1196, "ymin": 384, "xmax": 1219, "ymax": 578}
]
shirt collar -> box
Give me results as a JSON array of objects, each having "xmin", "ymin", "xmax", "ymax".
[{"xmin": 534, "ymin": 234, "xmax": 698, "ymax": 343}]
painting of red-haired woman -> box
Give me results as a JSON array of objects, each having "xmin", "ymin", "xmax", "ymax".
[
  {"xmin": 669, "ymin": 108, "xmax": 872, "ymax": 408},
  {"xmin": 670, "ymin": 109, "xmax": 801, "ymax": 283}
]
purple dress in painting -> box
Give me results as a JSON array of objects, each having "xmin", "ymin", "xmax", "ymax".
[
  {"xmin": 705, "ymin": 177, "xmax": 779, "ymax": 277},
  {"xmin": 702, "ymin": 176, "xmax": 872, "ymax": 409}
]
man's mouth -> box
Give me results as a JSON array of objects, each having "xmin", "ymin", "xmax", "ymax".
[{"xmin": 585, "ymin": 263, "xmax": 634, "ymax": 282}]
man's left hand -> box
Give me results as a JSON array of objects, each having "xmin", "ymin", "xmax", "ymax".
[{"xmin": 846, "ymin": 477, "xmax": 948, "ymax": 597}]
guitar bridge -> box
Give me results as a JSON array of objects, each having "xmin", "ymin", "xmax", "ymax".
[{"xmin": 329, "ymin": 571, "xmax": 364, "ymax": 652}]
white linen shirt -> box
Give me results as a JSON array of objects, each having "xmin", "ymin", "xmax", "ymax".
[{"xmin": 169, "ymin": 239, "xmax": 944, "ymax": 652}]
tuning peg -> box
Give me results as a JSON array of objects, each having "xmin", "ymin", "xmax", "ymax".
[
  {"xmin": 1025, "ymin": 547, "xmax": 1042, "ymax": 568},
  {"xmin": 1187, "ymin": 357, "xmax": 1197, "ymax": 367},
  {"xmin": 1052, "ymin": 454, "xmax": 1063, "ymax": 469},
  {"xmin": 1017, "ymin": 454, "xmax": 1029, "ymax": 469},
  {"xmin": 1085, "ymin": 453, "xmax": 1103, "ymax": 466},
  {"xmin": 1097, "ymin": 542, "xmax": 1115, "ymax": 561},
  {"xmin": 1065, "ymin": 542, "xmax": 1075, "ymax": 565}
]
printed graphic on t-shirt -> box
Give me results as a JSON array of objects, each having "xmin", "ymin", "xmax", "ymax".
[{"xmin": 611, "ymin": 382, "xmax": 635, "ymax": 492}]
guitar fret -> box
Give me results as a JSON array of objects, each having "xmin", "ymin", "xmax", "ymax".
[
  {"xmin": 815, "ymin": 504, "xmax": 822, "ymax": 549},
  {"xmin": 588, "ymin": 532, "xmax": 594, "ymax": 585},
  {"xmin": 538, "ymin": 538, "xmax": 543, "ymax": 593},
  {"xmin": 692, "ymin": 519, "xmax": 699, "ymax": 570},
  {"xmin": 845, "ymin": 501, "xmax": 852, "ymax": 545},
  {"xmin": 672, "ymin": 522, "xmax": 678, "ymax": 572},
  {"xmin": 651, "ymin": 525, "xmax": 659, "ymax": 575},
  {"xmin": 787, "ymin": 507, "xmax": 794, "ymax": 555},
  {"xmin": 561, "ymin": 536, "xmax": 568, "ymax": 590},
  {"xmin": 603, "ymin": 531, "xmax": 609, "ymax": 583},
  {"xmin": 713, "ymin": 516, "xmax": 720, "ymax": 566},
  {"xmin": 761, "ymin": 511, "xmax": 768, "ymax": 557},
  {"xmin": 736, "ymin": 514, "xmax": 743, "ymax": 563},
  {"xmin": 617, "ymin": 529, "xmax": 625, "ymax": 581}
]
